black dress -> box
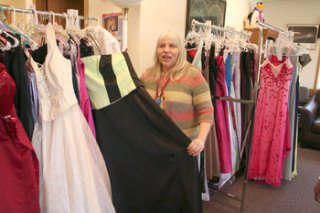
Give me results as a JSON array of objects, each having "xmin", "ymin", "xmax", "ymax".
[
  {"xmin": 82, "ymin": 52, "xmax": 202, "ymax": 213},
  {"xmin": 1, "ymin": 41, "xmax": 34, "ymax": 140}
]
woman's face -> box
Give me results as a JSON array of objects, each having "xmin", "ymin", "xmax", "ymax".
[{"xmin": 157, "ymin": 35, "xmax": 179, "ymax": 72}]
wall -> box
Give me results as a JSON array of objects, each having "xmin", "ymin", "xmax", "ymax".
[
  {"xmin": 130, "ymin": 0, "xmax": 251, "ymax": 75},
  {"xmin": 2, "ymin": 0, "xmax": 27, "ymax": 8},
  {"xmin": 225, "ymin": 0, "xmax": 250, "ymax": 31},
  {"xmin": 87, "ymin": 0, "xmax": 121, "ymax": 21},
  {"xmin": 2, "ymin": 0, "xmax": 32, "ymax": 23},
  {"xmin": 90, "ymin": 0, "xmax": 250, "ymax": 76},
  {"xmin": 263, "ymin": 0, "xmax": 320, "ymax": 89},
  {"xmin": 136, "ymin": 0, "xmax": 187, "ymax": 75}
]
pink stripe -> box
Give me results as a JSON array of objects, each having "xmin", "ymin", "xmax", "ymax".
[{"xmin": 166, "ymin": 111, "xmax": 195, "ymax": 122}]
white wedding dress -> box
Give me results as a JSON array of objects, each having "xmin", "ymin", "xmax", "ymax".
[{"xmin": 31, "ymin": 23, "xmax": 115, "ymax": 213}]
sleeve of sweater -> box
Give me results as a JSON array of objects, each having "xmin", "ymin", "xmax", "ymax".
[{"xmin": 191, "ymin": 68, "xmax": 214, "ymax": 124}]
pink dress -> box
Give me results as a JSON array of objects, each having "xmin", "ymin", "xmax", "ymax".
[
  {"xmin": 248, "ymin": 55, "xmax": 292, "ymax": 186},
  {"xmin": 214, "ymin": 56, "xmax": 232, "ymax": 173},
  {"xmin": 77, "ymin": 50, "xmax": 96, "ymax": 138}
]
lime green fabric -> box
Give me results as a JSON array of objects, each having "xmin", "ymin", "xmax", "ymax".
[{"xmin": 82, "ymin": 53, "xmax": 136, "ymax": 109}]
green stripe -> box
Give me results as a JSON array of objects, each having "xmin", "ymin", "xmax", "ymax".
[
  {"xmin": 112, "ymin": 53, "xmax": 136, "ymax": 99},
  {"xmin": 175, "ymin": 120, "xmax": 198, "ymax": 129},
  {"xmin": 195, "ymin": 101, "xmax": 214, "ymax": 110},
  {"xmin": 82, "ymin": 53, "xmax": 136, "ymax": 109},
  {"xmin": 166, "ymin": 101, "xmax": 194, "ymax": 112},
  {"xmin": 193, "ymin": 84, "xmax": 210, "ymax": 96}
]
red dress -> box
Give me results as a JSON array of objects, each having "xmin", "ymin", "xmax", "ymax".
[
  {"xmin": 248, "ymin": 56, "xmax": 292, "ymax": 186},
  {"xmin": 214, "ymin": 56, "xmax": 232, "ymax": 173},
  {"xmin": 0, "ymin": 63, "xmax": 40, "ymax": 213}
]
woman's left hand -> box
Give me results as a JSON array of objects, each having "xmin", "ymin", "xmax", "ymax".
[{"xmin": 187, "ymin": 138, "xmax": 205, "ymax": 157}]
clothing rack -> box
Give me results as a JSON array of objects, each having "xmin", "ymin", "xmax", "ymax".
[
  {"xmin": 240, "ymin": 21, "xmax": 299, "ymax": 211},
  {"xmin": 255, "ymin": 21, "xmax": 294, "ymax": 90},
  {"xmin": 190, "ymin": 19, "xmax": 255, "ymax": 212},
  {"xmin": 215, "ymin": 96, "xmax": 253, "ymax": 104},
  {"xmin": 0, "ymin": 5, "xmax": 98, "ymax": 22},
  {"xmin": 258, "ymin": 21, "xmax": 292, "ymax": 37},
  {"xmin": 191, "ymin": 19, "xmax": 251, "ymax": 38}
]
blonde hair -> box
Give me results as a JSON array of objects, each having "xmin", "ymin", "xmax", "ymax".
[{"xmin": 143, "ymin": 31, "xmax": 188, "ymax": 81}]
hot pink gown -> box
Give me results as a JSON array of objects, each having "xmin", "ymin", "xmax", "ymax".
[{"xmin": 248, "ymin": 55, "xmax": 292, "ymax": 186}]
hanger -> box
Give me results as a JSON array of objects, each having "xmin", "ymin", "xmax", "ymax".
[
  {"xmin": 83, "ymin": 16, "xmax": 104, "ymax": 54},
  {"xmin": 6, "ymin": 6, "xmax": 38, "ymax": 50},
  {"xmin": 185, "ymin": 19, "xmax": 201, "ymax": 47},
  {"xmin": 0, "ymin": 29, "xmax": 12, "ymax": 51},
  {"xmin": 51, "ymin": 11, "xmax": 68, "ymax": 41},
  {"xmin": 0, "ymin": 24, "xmax": 20, "ymax": 48},
  {"xmin": 265, "ymin": 32, "xmax": 307, "ymax": 57}
]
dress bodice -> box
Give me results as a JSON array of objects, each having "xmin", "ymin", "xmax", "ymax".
[
  {"xmin": 260, "ymin": 55, "xmax": 293, "ymax": 91},
  {"xmin": 31, "ymin": 24, "xmax": 78, "ymax": 121}
]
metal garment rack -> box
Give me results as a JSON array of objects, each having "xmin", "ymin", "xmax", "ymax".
[
  {"xmin": 240, "ymin": 21, "xmax": 296, "ymax": 212},
  {"xmin": 191, "ymin": 19, "xmax": 252, "ymax": 39},
  {"xmin": 0, "ymin": 5, "xmax": 98, "ymax": 22},
  {"xmin": 192, "ymin": 20, "xmax": 297, "ymax": 212},
  {"xmin": 191, "ymin": 20, "xmax": 255, "ymax": 212},
  {"xmin": 254, "ymin": 21, "xmax": 293, "ymax": 91}
]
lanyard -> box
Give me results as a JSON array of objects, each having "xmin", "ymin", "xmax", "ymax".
[{"xmin": 155, "ymin": 76, "xmax": 170, "ymax": 106}]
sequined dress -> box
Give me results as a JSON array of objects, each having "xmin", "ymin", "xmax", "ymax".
[{"xmin": 248, "ymin": 55, "xmax": 293, "ymax": 186}]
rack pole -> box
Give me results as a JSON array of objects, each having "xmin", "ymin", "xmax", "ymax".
[
  {"xmin": 258, "ymin": 21, "xmax": 292, "ymax": 37},
  {"xmin": 255, "ymin": 25, "xmax": 264, "ymax": 93},
  {"xmin": 196, "ymin": 16, "xmax": 255, "ymax": 211},
  {"xmin": 241, "ymin": 21, "xmax": 295, "ymax": 211},
  {"xmin": 240, "ymin": 22, "xmax": 265, "ymax": 212},
  {"xmin": 191, "ymin": 19, "xmax": 251, "ymax": 38},
  {"xmin": 0, "ymin": 5, "xmax": 98, "ymax": 22}
]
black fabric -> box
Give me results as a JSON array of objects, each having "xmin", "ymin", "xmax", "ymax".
[
  {"xmin": 208, "ymin": 44, "xmax": 217, "ymax": 107},
  {"xmin": 71, "ymin": 61, "xmax": 80, "ymax": 103},
  {"xmin": 32, "ymin": 44, "xmax": 80, "ymax": 104},
  {"xmin": 80, "ymin": 38, "xmax": 94, "ymax": 58},
  {"xmin": 201, "ymin": 45, "xmax": 206, "ymax": 71},
  {"xmin": 240, "ymin": 52, "xmax": 254, "ymax": 142},
  {"xmin": 1, "ymin": 43, "xmax": 34, "ymax": 140},
  {"xmin": 99, "ymin": 55, "xmax": 122, "ymax": 102},
  {"xmin": 292, "ymin": 77, "xmax": 299, "ymax": 171},
  {"xmin": 93, "ymin": 52, "xmax": 202, "ymax": 213},
  {"xmin": 122, "ymin": 52, "xmax": 144, "ymax": 88},
  {"xmin": 31, "ymin": 44, "xmax": 47, "ymax": 65},
  {"xmin": 299, "ymin": 54, "xmax": 312, "ymax": 67}
]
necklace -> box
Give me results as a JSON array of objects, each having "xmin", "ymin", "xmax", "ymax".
[{"xmin": 155, "ymin": 75, "xmax": 170, "ymax": 106}]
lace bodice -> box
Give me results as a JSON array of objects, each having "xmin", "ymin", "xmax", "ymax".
[
  {"xmin": 30, "ymin": 24, "xmax": 78, "ymax": 121},
  {"xmin": 260, "ymin": 55, "xmax": 293, "ymax": 91}
]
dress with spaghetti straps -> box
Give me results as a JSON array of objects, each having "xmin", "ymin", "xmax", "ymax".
[{"xmin": 31, "ymin": 24, "xmax": 115, "ymax": 213}]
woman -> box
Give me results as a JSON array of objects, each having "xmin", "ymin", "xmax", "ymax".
[{"xmin": 141, "ymin": 31, "xmax": 213, "ymax": 157}]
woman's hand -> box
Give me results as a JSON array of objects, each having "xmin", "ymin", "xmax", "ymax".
[
  {"xmin": 187, "ymin": 122, "xmax": 211, "ymax": 157},
  {"xmin": 187, "ymin": 138, "xmax": 205, "ymax": 157}
]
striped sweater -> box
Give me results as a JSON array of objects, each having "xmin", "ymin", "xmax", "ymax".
[{"xmin": 141, "ymin": 64, "xmax": 214, "ymax": 139}]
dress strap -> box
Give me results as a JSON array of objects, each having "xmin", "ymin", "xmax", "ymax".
[
  {"xmin": 285, "ymin": 47, "xmax": 293, "ymax": 57},
  {"xmin": 46, "ymin": 23, "xmax": 58, "ymax": 52}
]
